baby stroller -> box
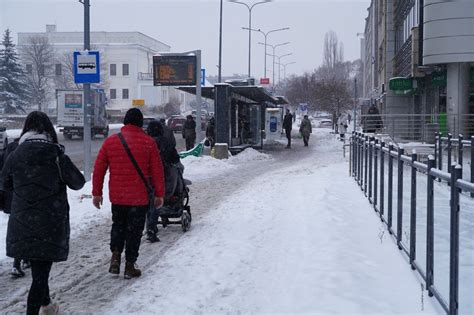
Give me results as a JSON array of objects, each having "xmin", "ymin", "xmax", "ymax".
[{"xmin": 157, "ymin": 162, "xmax": 192, "ymax": 232}]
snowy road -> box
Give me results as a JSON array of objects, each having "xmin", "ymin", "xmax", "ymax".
[{"xmin": 0, "ymin": 129, "xmax": 442, "ymax": 314}]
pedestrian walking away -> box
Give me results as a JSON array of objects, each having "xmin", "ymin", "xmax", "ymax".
[
  {"xmin": 92, "ymin": 108, "xmax": 165, "ymax": 279},
  {"xmin": 146, "ymin": 120, "xmax": 181, "ymax": 242},
  {"xmin": 205, "ymin": 117, "xmax": 216, "ymax": 148},
  {"xmin": 0, "ymin": 137, "xmax": 27, "ymax": 278},
  {"xmin": 283, "ymin": 109, "xmax": 293, "ymax": 148},
  {"xmin": 299, "ymin": 115, "xmax": 313, "ymax": 147},
  {"xmin": 0, "ymin": 111, "xmax": 85, "ymax": 315},
  {"xmin": 182, "ymin": 115, "xmax": 197, "ymax": 151},
  {"xmin": 338, "ymin": 113, "xmax": 348, "ymax": 141}
]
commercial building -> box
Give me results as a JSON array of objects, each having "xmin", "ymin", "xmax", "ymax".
[{"xmin": 362, "ymin": 0, "xmax": 474, "ymax": 139}]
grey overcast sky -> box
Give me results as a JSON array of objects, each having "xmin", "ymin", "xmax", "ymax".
[{"xmin": 0, "ymin": 0, "xmax": 369, "ymax": 79}]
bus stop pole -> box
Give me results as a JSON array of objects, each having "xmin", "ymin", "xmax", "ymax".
[
  {"xmin": 83, "ymin": 0, "xmax": 92, "ymax": 182},
  {"xmin": 195, "ymin": 50, "xmax": 202, "ymax": 143}
]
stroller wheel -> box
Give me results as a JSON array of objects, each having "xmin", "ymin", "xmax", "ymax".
[{"xmin": 181, "ymin": 212, "xmax": 191, "ymax": 232}]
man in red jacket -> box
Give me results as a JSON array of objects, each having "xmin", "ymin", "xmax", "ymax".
[{"xmin": 92, "ymin": 108, "xmax": 164, "ymax": 279}]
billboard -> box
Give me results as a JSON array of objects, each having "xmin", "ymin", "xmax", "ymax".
[{"xmin": 153, "ymin": 55, "xmax": 197, "ymax": 86}]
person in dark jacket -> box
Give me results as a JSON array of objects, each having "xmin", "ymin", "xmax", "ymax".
[
  {"xmin": 146, "ymin": 120, "xmax": 180, "ymax": 242},
  {"xmin": 182, "ymin": 115, "xmax": 197, "ymax": 150},
  {"xmin": 92, "ymin": 108, "xmax": 165, "ymax": 279},
  {"xmin": 0, "ymin": 111, "xmax": 85, "ymax": 315},
  {"xmin": 282, "ymin": 109, "xmax": 293, "ymax": 148},
  {"xmin": 0, "ymin": 138, "xmax": 26, "ymax": 278},
  {"xmin": 205, "ymin": 117, "xmax": 216, "ymax": 148},
  {"xmin": 362, "ymin": 105, "xmax": 383, "ymax": 133}
]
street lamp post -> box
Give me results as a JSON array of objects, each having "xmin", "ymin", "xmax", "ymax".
[
  {"xmin": 228, "ymin": 0, "xmax": 272, "ymax": 78},
  {"xmin": 258, "ymin": 41, "xmax": 290, "ymax": 88},
  {"xmin": 242, "ymin": 26, "xmax": 289, "ymax": 79},
  {"xmin": 218, "ymin": 0, "xmax": 223, "ymax": 83},
  {"xmin": 279, "ymin": 61, "xmax": 296, "ymax": 81},
  {"xmin": 267, "ymin": 52, "xmax": 292, "ymax": 84}
]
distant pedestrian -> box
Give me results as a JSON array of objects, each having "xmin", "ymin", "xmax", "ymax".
[
  {"xmin": 282, "ymin": 109, "xmax": 293, "ymax": 148},
  {"xmin": 299, "ymin": 115, "xmax": 313, "ymax": 147},
  {"xmin": 362, "ymin": 105, "xmax": 383, "ymax": 133},
  {"xmin": 182, "ymin": 115, "xmax": 197, "ymax": 150},
  {"xmin": 338, "ymin": 114, "xmax": 348, "ymax": 141},
  {"xmin": 205, "ymin": 117, "xmax": 216, "ymax": 148},
  {"xmin": 0, "ymin": 111, "xmax": 85, "ymax": 315},
  {"xmin": 93, "ymin": 108, "xmax": 165, "ymax": 279}
]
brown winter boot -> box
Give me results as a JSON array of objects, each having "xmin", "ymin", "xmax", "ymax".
[
  {"xmin": 124, "ymin": 261, "xmax": 142, "ymax": 279},
  {"xmin": 109, "ymin": 251, "xmax": 121, "ymax": 274}
]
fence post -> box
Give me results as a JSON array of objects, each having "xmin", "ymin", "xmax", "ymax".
[
  {"xmin": 364, "ymin": 136, "xmax": 369, "ymax": 194},
  {"xmin": 353, "ymin": 133, "xmax": 357, "ymax": 177},
  {"xmin": 397, "ymin": 147, "xmax": 404, "ymax": 249},
  {"xmin": 449, "ymin": 165, "xmax": 461, "ymax": 315},
  {"xmin": 458, "ymin": 134, "xmax": 463, "ymax": 179},
  {"xmin": 426, "ymin": 156, "xmax": 435, "ymax": 297},
  {"xmin": 471, "ymin": 136, "xmax": 474, "ymax": 197},
  {"xmin": 438, "ymin": 132, "xmax": 443, "ymax": 171},
  {"xmin": 388, "ymin": 144, "xmax": 394, "ymax": 232},
  {"xmin": 410, "ymin": 153, "xmax": 418, "ymax": 270},
  {"xmin": 447, "ymin": 133, "xmax": 452, "ymax": 174},
  {"xmin": 358, "ymin": 134, "xmax": 363, "ymax": 185},
  {"xmin": 355, "ymin": 134, "xmax": 359, "ymax": 181},
  {"xmin": 434, "ymin": 132, "xmax": 438, "ymax": 168},
  {"xmin": 369, "ymin": 137, "xmax": 373, "ymax": 201},
  {"xmin": 374, "ymin": 139, "xmax": 379, "ymax": 210},
  {"xmin": 380, "ymin": 141, "xmax": 385, "ymax": 221}
]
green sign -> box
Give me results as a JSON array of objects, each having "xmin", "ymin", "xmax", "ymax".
[
  {"xmin": 432, "ymin": 71, "xmax": 447, "ymax": 87},
  {"xmin": 389, "ymin": 77, "xmax": 413, "ymax": 91}
]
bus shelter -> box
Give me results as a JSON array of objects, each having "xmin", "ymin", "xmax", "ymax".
[{"xmin": 179, "ymin": 83, "xmax": 288, "ymax": 151}]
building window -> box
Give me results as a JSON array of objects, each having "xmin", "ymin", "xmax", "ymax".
[
  {"xmin": 26, "ymin": 64, "xmax": 32, "ymax": 74},
  {"xmin": 38, "ymin": 65, "xmax": 45, "ymax": 76},
  {"xmin": 122, "ymin": 64, "xmax": 129, "ymax": 76},
  {"xmin": 110, "ymin": 64, "xmax": 116, "ymax": 76},
  {"xmin": 110, "ymin": 89, "xmax": 116, "ymax": 99},
  {"xmin": 55, "ymin": 64, "xmax": 62, "ymax": 76},
  {"xmin": 122, "ymin": 89, "xmax": 129, "ymax": 99}
]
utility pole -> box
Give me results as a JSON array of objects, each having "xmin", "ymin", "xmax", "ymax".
[
  {"xmin": 218, "ymin": 0, "xmax": 223, "ymax": 83},
  {"xmin": 196, "ymin": 50, "xmax": 202, "ymax": 143},
  {"xmin": 82, "ymin": 0, "xmax": 92, "ymax": 181}
]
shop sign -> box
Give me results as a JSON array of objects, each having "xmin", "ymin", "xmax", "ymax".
[
  {"xmin": 389, "ymin": 77, "xmax": 413, "ymax": 91},
  {"xmin": 432, "ymin": 71, "xmax": 447, "ymax": 87}
]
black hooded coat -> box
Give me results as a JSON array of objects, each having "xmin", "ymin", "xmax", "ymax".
[{"xmin": 0, "ymin": 139, "xmax": 85, "ymax": 262}]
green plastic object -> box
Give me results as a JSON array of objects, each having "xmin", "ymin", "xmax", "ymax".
[
  {"xmin": 179, "ymin": 142, "xmax": 204, "ymax": 159},
  {"xmin": 438, "ymin": 112, "xmax": 447, "ymax": 136}
]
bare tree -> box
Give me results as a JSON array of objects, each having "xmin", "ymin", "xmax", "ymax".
[{"xmin": 20, "ymin": 35, "xmax": 54, "ymax": 111}]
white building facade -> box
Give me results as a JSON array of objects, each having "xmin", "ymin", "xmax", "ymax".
[{"xmin": 17, "ymin": 25, "xmax": 175, "ymax": 111}]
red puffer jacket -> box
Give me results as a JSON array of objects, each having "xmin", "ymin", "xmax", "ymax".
[{"xmin": 92, "ymin": 124, "xmax": 165, "ymax": 206}]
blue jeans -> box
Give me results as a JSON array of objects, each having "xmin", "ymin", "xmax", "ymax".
[{"xmin": 146, "ymin": 204, "xmax": 159, "ymax": 233}]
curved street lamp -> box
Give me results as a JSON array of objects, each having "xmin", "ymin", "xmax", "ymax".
[
  {"xmin": 259, "ymin": 41, "xmax": 290, "ymax": 86},
  {"xmin": 267, "ymin": 53, "xmax": 292, "ymax": 84},
  {"xmin": 228, "ymin": 0, "xmax": 273, "ymax": 78},
  {"xmin": 242, "ymin": 26, "xmax": 290, "ymax": 79}
]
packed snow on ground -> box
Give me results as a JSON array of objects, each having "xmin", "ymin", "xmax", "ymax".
[{"xmin": 0, "ymin": 128, "xmax": 448, "ymax": 314}]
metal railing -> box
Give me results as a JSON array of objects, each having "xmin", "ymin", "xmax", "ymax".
[
  {"xmin": 357, "ymin": 114, "xmax": 474, "ymax": 143},
  {"xmin": 350, "ymin": 132, "xmax": 474, "ymax": 315}
]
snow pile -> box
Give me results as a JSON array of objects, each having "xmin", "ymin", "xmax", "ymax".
[
  {"xmin": 181, "ymin": 155, "xmax": 237, "ymax": 181},
  {"xmin": 230, "ymin": 148, "xmax": 272, "ymax": 163}
]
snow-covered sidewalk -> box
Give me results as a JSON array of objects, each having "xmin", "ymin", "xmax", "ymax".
[
  {"xmin": 0, "ymin": 129, "xmax": 442, "ymax": 314},
  {"xmin": 103, "ymin": 130, "xmax": 440, "ymax": 314}
]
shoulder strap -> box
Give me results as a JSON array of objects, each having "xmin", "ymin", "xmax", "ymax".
[{"xmin": 118, "ymin": 133, "xmax": 152, "ymax": 194}]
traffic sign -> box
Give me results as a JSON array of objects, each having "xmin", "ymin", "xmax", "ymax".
[
  {"xmin": 73, "ymin": 51, "xmax": 100, "ymax": 84},
  {"xmin": 260, "ymin": 78, "xmax": 270, "ymax": 85}
]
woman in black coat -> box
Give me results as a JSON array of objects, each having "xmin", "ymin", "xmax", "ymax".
[{"xmin": 0, "ymin": 111, "xmax": 85, "ymax": 315}]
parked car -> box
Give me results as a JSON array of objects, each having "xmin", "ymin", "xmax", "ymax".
[
  {"xmin": 318, "ymin": 120, "xmax": 333, "ymax": 128},
  {"xmin": 142, "ymin": 117, "xmax": 157, "ymax": 132},
  {"xmin": 167, "ymin": 115, "xmax": 186, "ymax": 132}
]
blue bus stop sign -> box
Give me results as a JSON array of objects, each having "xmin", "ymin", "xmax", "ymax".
[{"xmin": 73, "ymin": 51, "xmax": 100, "ymax": 84}]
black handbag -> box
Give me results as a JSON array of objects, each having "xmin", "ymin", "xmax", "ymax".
[{"xmin": 118, "ymin": 133, "xmax": 155, "ymax": 210}]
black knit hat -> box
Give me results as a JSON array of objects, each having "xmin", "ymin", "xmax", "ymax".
[{"xmin": 123, "ymin": 108, "xmax": 143, "ymax": 127}]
